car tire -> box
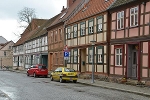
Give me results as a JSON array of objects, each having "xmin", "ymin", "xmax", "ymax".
[
  {"xmin": 44, "ymin": 75, "xmax": 47, "ymax": 78},
  {"xmin": 27, "ymin": 72, "xmax": 29, "ymax": 76},
  {"xmin": 50, "ymin": 76, "xmax": 53, "ymax": 81},
  {"xmin": 73, "ymin": 80, "xmax": 77, "ymax": 83},
  {"xmin": 59, "ymin": 77, "xmax": 63, "ymax": 83},
  {"xmin": 33, "ymin": 73, "xmax": 37, "ymax": 78}
]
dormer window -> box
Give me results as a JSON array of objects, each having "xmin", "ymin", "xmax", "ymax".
[{"xmin": 60, "ymin": 13, "xmax": 66, "ymax": 19}]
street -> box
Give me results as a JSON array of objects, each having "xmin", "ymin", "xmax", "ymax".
[{"xmin": 0, "ymin": 71, "xmax": 149, "ymax": 100}]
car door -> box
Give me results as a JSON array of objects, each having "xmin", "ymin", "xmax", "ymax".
[
  {"xmin": 56, "ymin": 68, "xmax": 62, "ymax": 80},
  {"xmin": 28, "ymin": 66, "xmax": 33, "ymax": 75},
  {"xmin": 53, "ymin": 68, "xmax": 59, "ymax": 80}
]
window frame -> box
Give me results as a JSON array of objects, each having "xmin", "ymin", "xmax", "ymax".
[
  {"xmin": 96, "ymin": 46, "xmax": 104, "ymax": 64},
  {"xmin": 114, "ymin": 45, "xmax": 124, "ymax": 67},
  {"xmin": 97, "ymin": 16, "xmax": 103, "ymax": 33},
  {"xmin": 117, "ymin": 11, "xmax": 124, "ymax": 30},
  {"xmin": 88, "ymin": 19, "xmax": 94, "ymax": 34},
  {"xmin": 73, "ymin": 49, "xmax": 78, "ymax": 63},
  {"xmin": 80, "ymin": 22, "xmax": 86, "ymax": 36},
  {"xmin": 130, "ymin": 6, "xmax": 138, "ymax": 27},
  {"xmin": 73, "ymin": 24, "xmax": 78, "ymax": 38}
]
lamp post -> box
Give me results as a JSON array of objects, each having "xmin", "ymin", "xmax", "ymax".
[{"xmin": 90, "ymin": 40, "xmax": 96, "ymax": 83}]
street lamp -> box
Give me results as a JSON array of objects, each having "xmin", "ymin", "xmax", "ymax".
[{"xmin": 90, "ymin": 40, "xmax": 96, "ymax": 83}]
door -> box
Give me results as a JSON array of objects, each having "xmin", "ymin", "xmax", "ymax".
[{"xmin": 131, "ymin": 50, "xmax": 138, "ymax": 78}]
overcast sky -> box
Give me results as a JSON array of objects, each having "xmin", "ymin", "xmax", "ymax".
[{"xmin": 0, "ymin": 0, "xmax": 67, "ymax": 42}]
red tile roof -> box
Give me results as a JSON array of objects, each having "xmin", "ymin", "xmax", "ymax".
[
  {"xmin": 14, "ymin": 19, "xmax": 47, "ymax": 46},
  {"xmin": 47, "ymin": 0, "xmax": 87, "ymax": 30},
  {"xmin": 67, "ymin": 0, "xmax": 115, "ymax": 25}
]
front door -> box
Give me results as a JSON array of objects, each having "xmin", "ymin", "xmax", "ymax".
[
  {"xmin": 131, "ymin": 50, "xmax": 138, "ymax": 78},
  {"xmin": 127, "ymin": 44, "xmax": 139, "ymax": 79}
]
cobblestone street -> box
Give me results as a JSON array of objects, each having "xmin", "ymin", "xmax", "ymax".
[{"xmin": 0, "ymin": 71, "xmax": 150, "ymax": 100}]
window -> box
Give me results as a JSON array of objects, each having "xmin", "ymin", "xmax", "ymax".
[
  {"xmin": 115, "ymin": 48, "xmax": 122, "ymax": 66},
  {"xmin": 97, "ymin": 46, "xmax": 104, "ymax": 64},
  {"xmin": 130, "ymin": 7, "xmax": 138, "ymax": 26},
  {"xmin": 59, "ymin": 29, "xmax": 62, "ymax": 40},
  {"xmin": 55, "ymin": 31, "xmax": 57, "ymax": 42},
  {"xmin": 73, "ymin": 49, "xmax": 78, "ymax": 63},
  {"xmin": 88, "ymin": 47, "xmax": 93, "ymax": 63},
  {"xmin": 73, "ymin": 25, "xmax": 77, "ymax": 37},
  {"xmin": 88, "ymin": 19, "xmax": 94, "ymax": 34},
  {"xmin": 68, "ymin": 28, "xmax": 71, "ymax": 39},
  {"xmin": 60, "ymin": 13, "xmax": 66, "ymax": 19},
  {"xmin": 117, "ymin": 11, "xmax": 124, "ymax": 29},
  {"xmin": 80, "ymin": 22, "xmax": 85, "ymax": 36},
  {"xmin": 67, "ymin": 52, "xmax": 71, "ymax": 63},
  {"xmin": 97, "ymin": 16, "xmax": 103, "ymax": 32},
  {"xmin": 51, "ymin": 32, "xmax": 53, "ymax": 43}
]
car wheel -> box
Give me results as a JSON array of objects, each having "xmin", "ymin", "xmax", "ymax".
[
  {"xmin": 50, "ymin": 76, "xmax": 53, "ymax": 81},
  {"xmin": 73, "ymin": 80, "xmax": 77, "ymax": 83},
  {"xmin": 33, "ymin": 73, "xmax": 36, "ymax": 78},
  {"xmin": 59, "ymin": 77, "xmax": 63, "ymax": 83},
  {"xmin": 27, "ymin": 72, "xmax": 29, "ymax": 76}
]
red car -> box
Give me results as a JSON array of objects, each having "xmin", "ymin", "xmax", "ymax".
[{"xmin": 27, "ymin": 64, "xmax": 48, "ymax": 78}]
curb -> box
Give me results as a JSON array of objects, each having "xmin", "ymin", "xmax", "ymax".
[
  {"xmin": 77, "ymin": 81, "xmax": 150, "ymax": 97},
  {"xmin": 9, "ymin": 70, "xmax": 150, "ymax": 97}
]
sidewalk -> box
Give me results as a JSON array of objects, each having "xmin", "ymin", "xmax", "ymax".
[{"xmin": 2, "ymin": 69, "xmax": 150, "ymax": 97}]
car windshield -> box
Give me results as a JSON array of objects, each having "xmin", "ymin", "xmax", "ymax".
[
  {"xmin": 38, "ymin": 65, "xmax": 47, "ymax": 69},
  {"xmin": 64, "ymin": 68, "xmax": 75, "ymax": 72}
]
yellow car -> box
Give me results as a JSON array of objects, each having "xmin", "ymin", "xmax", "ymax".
[{"xmin": 50, "ymin": 67, "xmax": 78, "ymax": 83}]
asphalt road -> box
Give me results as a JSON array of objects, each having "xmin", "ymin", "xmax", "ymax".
[{"xmin": 0, "ymin": 71, "xmax": 149, "ymax": 100}]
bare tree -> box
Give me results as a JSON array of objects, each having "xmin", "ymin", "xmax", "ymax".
[{"xmin": 18, "ymin": 7, "xmax": 37, "ymax": 31}]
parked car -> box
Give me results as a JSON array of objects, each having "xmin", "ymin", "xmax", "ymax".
[
  {"xmin": 27, "ymin": 64, "xmax": 48, "ymax": 78},
  {"xmin": 50, "ymin": 67, "xmax": 78, "ymax": 83}
]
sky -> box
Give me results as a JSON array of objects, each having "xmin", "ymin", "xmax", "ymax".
[{"xmin": 0, "ymin": 0, "xmax": 67, "ymax": 42}]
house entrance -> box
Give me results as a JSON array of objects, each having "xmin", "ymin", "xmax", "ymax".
[
  {"xmin": 79, "ymin": 48, "xmax": 86, "ymax": 72},
  {"xmin": 127, "ymin": 44, "xmax": 139, "ymax": 79}
]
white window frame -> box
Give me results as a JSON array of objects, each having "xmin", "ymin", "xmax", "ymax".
[
  {"xmin": 97, "ymin": 17, "xmax": 103, "ymax": 32},
  {"xmin": 73, "ymin": 50, "xmax": 77, "ymax": 63},
  {"xmin": 81, "ymin": 23, "xmax": 85, "ymax": 36},
  {"xmin": 130, "ymin": 6, "xmax": 138, "ymax": 27},
  {"xmin": 89, "ymin": 21, "xmax": 94, "ymax": 33},
  {"xmin": 97, "ymin": 49, "xmax": 103, "ymax": 63},
  {"xmin": 117, "ymin": 11, "xmax": 124, "ymax": 29},
  {"xmin": 73, "ymin": 26, "xmax": 77, "ymax": 37},
  {"xmin": 115, "ymin": 48, "xmax": 122, "ymax": 66}
]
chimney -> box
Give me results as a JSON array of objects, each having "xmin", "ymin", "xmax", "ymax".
[
  {"xmin": 61, "ymin": 6, "xmax": 66, "ymax": 12},
  {"xmin": 67, "ymin": 0, "xmax": 76, "ymax": 8}
]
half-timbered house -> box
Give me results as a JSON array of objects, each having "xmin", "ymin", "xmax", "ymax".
[
  {"xmin": 65, "ymin": 0, "xmax": 114, "ymax": 75},
  {"xmin": 109, "ymin": 0, "xmax": 150, "ymax": 84}
]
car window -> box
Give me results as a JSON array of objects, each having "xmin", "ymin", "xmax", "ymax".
[
  {"xmin": 55, "ymin": 68, "xmax": 62, "ymax": 72},
  {"xmin": 38, "ymin": 65, "xmax": 47, "ymax": 69},
  {"xmin": 64, "ymin": 68, "xmax": 75, "ymax": 72}
]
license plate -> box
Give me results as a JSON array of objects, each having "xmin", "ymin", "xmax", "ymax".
[
  {"xmin": 41, "ymin": 70, "xmax": 45, "ymax": 71},
  {"xmin": 70, "ymin": 78, "xmax": 72, "ymax": 81}
]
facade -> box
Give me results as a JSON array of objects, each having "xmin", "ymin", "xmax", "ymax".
[
  {"xmin": 109, "ymin": 0, "xmax": 150, "ymax": 84},
  {"xmin": 65, "ymin": 0, "xmax": 114, "ymax": 74},
  {"xmin": 47, "ymin": 0, "xmax": 89, "ymax": 71},
  {"xmin": 24, "ymin": 15, "xmax": 58, "ymax": 69},
  {"xmin": 0, "ymin": 41, "xmax": 14, "ymax": 68},
  {"xmin": 13, "ymin": 19, "xmax": 47, "ymax": 69}
]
